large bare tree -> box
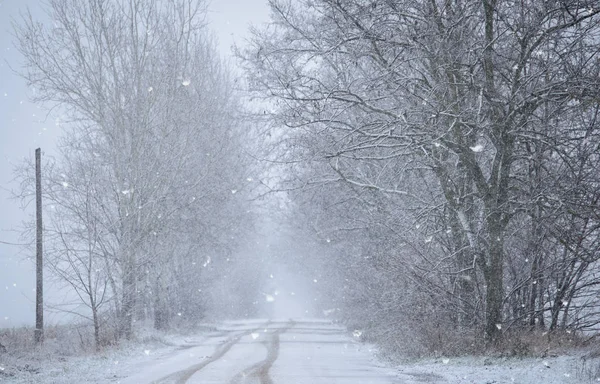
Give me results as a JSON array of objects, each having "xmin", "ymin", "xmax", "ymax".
[
  {"xmin": 240, "ymin": 0, "xmax": 600, "ymax": 343},
  {"xmin": 14, "ymin": 0, "xmax": 254, "ymax": 342}
]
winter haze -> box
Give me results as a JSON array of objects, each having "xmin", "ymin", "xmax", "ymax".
[
  {"xmin": 1, "ymin": 1, "xmax": 600, "ymax": 383},
  {"xmin": 0, "ymin": 0, "xmax": 271, "ymax": 326}
]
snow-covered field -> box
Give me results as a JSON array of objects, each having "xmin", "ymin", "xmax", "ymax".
[{"xmin": 1, "ymin": 319, "xmax": 598, "ymax": 383}]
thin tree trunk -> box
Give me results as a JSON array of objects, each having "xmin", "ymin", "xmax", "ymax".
[{"xmin": 119, "ymin": 252, "xmax": 136, "ymax": 340}]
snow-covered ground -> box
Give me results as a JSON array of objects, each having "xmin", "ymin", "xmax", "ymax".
[
  {"xmin": 1, "ymin": 319, "xmax": 597, "ymax": 383},
  {"xmin": 393, "ymin": 354, "xmax": 594, "ymax": 384}
]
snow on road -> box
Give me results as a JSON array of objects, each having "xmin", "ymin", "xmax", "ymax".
[
  {"xmin": 271, "ymin": 320, "xmax": 397, "ymax": 383},
  {"xmin": 117, "ymin": 319, "xmax": 399, "ymax": 384},
  {"xmin": 5, "ymin": 319, "xmax": 591, "ymax": 383},
  {"xmin": 116, "ymin": 319, "xmax": 590, "ymax": 384}
]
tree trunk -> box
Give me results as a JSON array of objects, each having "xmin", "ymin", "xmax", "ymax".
[
  {"xmin": 92, "ymin": 304, "xmax": 100, "ymax": 351},
  {"xmin": 484, "ymin": 212, "xmax": 505, "ymax": 343},
  {"xmin": 119, "ymin": 255, "xmax": 136, "ymax": 340},
  {"xmin": 484, "ymin": 250, "xmax": 503, "ymax": 342},
  {"xmin": 154, "ymin": 274, "xmax": 169, "ymax": 330}
]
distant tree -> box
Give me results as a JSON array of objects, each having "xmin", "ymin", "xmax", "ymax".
[{"xmin": 14, "ymin": 0, "xmax": 254, "ymax": 341}]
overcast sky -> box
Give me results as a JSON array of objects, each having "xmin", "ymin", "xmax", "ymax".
[{"xmin": 0, "ymin": 0, "xmax": 270, "ymax": 326}]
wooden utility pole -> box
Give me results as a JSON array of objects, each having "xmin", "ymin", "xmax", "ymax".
[{"xmin": 34, "ymin": 148, "xmax": 44, "ymax": 344}]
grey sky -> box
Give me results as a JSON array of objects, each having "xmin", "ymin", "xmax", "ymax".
[{"xmin": 0, "ymin": 0, "xmax": 270, "ymax": 326}]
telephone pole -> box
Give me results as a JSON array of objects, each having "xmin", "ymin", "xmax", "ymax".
[{"xmin": 34, "ymin": 148, "xmax": 44, "ymax": 344}]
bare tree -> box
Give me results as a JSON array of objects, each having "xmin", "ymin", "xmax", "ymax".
[
  {"xmin": 240, "ymin": 0, "xmax": 600, "ymax": 344},
  {"xmin": 14, "ymin": 0, "xmax": 255, "ymax": 341}
]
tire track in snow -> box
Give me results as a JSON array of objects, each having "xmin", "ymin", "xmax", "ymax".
[
  {"xmin": 152, "ymin": 322, "xmax": 270, "ymax": 384},
  {"xmin": 229, "ymin": 320, "xmax": 294, "ymax": 384}
]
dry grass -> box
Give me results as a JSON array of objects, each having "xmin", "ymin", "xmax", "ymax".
[{"xmin": 359, "ymin": 317, "xmax": 589, "ymax": 361}]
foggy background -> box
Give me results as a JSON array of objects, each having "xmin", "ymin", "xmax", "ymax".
[{"xmin": 0, "ymin": 0, "xmax": 270, "ymax": 327}]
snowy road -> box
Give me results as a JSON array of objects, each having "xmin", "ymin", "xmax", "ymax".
[{"xmin": 118, "ymin": 319, "xmax": 399, "ymax": 384}]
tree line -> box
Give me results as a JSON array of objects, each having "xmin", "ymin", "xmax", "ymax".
[
  {"xmin": 13, "ymin": 0, "xmax": 259, "ymax": 349},
  {"xmin": 12, "ymin": 0, "xmax": 600, "ymax": 354},
  {"xmin": 239, "ymin": 0, "xmax": 600, "ymax": 350}
]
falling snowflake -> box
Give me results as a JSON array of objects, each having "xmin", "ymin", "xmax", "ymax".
[
  {"xmin": 61, "ymin": 181, "xmax": 69, "ymax": 188},
  {"xmin": 148, "ymin": 87, "xmax": 153, "ymax": 92},
  {"xmin": 182, "ymin": 79, "xmax": 191, "ymax": 86},
  {"xmin": 177, "ymin": 312, "xmax": 182, "ymax": 316},
  {"xmin": 265, "ymin": 294, "xmax": 275, "ymax": 302},
  {"xmin": 202, "ymin": 256, "xmax": 211, "ymax": 267},
  {"xmin": 353, "ymin": 330, "xmax": 362, "ymax": 338},
  {"xmin": 495, "ymin": 323, "xmax": 502, "ymax": 330},
  {"xmin": 442, "ymin": 358, "xmax": 450, "ymax": 364},
  {"xmin": 313, "ymin": 279, "xmax": 318, "ymax": 283},
  {"xmin": 144, "ymin": 350, "xmax": 150, "ymax": 356},
  {"xmin": 231, "ymin": 189, "xmax": 237, "ymax": 194},
  {"xmin": 251, "ymin": 332, "xmax": 260, "ymax": 340},
  {"xmin": 470, "ymin": 144, "xmax": 484, "ymax": 152}
]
